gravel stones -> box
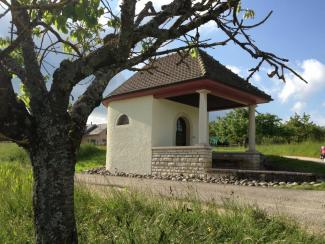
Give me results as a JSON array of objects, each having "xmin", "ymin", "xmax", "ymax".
[{"xmin": 82, "ymin": 167, "xmax": 323, "ymax": 188}]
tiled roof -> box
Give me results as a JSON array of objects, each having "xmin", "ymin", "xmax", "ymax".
[
  {"xmin": 106, "ymin": 49, "xmax": 271, "ymax": 100},
  {"xmin": 84, "ymin": 124, "xmax": 107, "ymax": 136}
]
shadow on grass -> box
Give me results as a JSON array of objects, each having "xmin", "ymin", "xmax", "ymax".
[{"xmin": 265, "ymin": 155, "xmax": 325, "ymax": 176}]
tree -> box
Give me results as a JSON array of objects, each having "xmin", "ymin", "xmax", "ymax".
[
  {"xmin": 0, "ymin": 0, "xmax": 306, "ymax": 242},
  {"xmin": 211, "ymin": 108, "xmax": 248, "ymax": 145},
  {"xmin": 256, "ymin": 113, "xmax": 284, "ymax": 143},
  {"xmin": 285, "ymin": 113, "xmax": 325, "ymax": 142}
]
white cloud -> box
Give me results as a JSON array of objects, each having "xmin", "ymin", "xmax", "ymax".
[
  {"xmin": 253, "ymin": 73, "xmax": 261, "ymax": 82},
  {"xmin": 291, "ymin": 101, "xmax": 306, "ymax": 114},
  {"xmin": 309, "ymin": 112, "xmax": 325, "ymax": 126},
  {"xmin": 279, "ymin": 59, "xmax": 325, "ymax": 103},
  {"xmin": 87, "ymin": 113, "xmax": 106, "ymax": 125},
  {"xmin": 226, "ymin": 65, "xmax": 241, "ymax": 75}
]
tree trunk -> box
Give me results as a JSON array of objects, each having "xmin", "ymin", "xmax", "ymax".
[{"xmin": 30, "ymin": 127, "xmax": 78, "ymax": 243}]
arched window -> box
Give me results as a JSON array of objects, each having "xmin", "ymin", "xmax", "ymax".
[
  {"xmin": 116, "ymin": 114, "xmax": 129, "ymax": 126},
  {"xmin": 176, "ymin": 117, "xmax": 187, "ymax": 146}
]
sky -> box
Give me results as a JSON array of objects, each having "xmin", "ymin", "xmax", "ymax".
[
  {"xmin": 1, "ymin": 0, "xmax": 325, "ymax": 125},
  {"xmin": 90, "ymin": 0, "xmax": 325, "ymax": 125}
]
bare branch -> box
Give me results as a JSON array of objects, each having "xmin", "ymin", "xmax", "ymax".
[
  {"xmin": 215, "ymin": 18, "xmax": 307, "ymax": 83},
  {"xmin": 0, "ymin": 7, "xmax": 9, "ymax": 19},
  {"xmin": 37, "ymin": 21, "xmax": 83, "ymax": 57},
  {"xmin": 135, "ymin": 1, "xmax": 156, "ymax": 26},
  {"xmin": 69, "ymin": 68, "xmax": 119, "ymax": 147}
]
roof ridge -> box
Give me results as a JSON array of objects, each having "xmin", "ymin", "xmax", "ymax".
[
  {"xmin": 198, "ymin": 49, "xmax": 250, "ymax": 83},
  {"xmin": 197, "ymin": 50, "xmax": 208, "ymax": 76}
]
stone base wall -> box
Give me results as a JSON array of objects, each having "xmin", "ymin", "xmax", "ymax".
[
  {"xmin": 212, "ymin": 152, "xmax": 264, "ymax": 170},
  {"xmin": 152, "ymin": 146, "xmax": 212, "ymax": 176}
]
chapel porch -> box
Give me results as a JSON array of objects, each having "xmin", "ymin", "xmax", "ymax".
[{"xmin": 151, "ymin": 79, "xmax": 265, "ymax": 176}]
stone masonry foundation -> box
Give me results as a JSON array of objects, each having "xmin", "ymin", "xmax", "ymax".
[
  {"xmin": 152, "ymin": 146, "xmax": 212, "ymax": 177},
  {"xmin": 212, "ymin": 152, "xmax": 263, "ymax": 170}
]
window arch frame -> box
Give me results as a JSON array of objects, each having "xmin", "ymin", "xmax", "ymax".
[
  {"xmin": 116, "ymin": 114, "xmax": 130, "ymax": 126},
  {"xmin": 174, "ymin": 113, "xmax": 191, "ymax": 146}
]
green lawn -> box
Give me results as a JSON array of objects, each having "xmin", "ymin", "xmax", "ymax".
[
  {"xmin": 214, "ymin": 141, "xmax": 323, "ymax": 158},
  {"xmin": 213, "ymin": 141, "xmax": 325, "ymax": 177},
  {"xmin": 1, "ymin": 162, "xmax": 324, "ymax": 243},
  {"xmin": 75, "ymin": 144, "xmax": 106, "ymax": 172},
  {"xmin": 0, "ymin": 142, "xmax": 106, "ymax": 172}
]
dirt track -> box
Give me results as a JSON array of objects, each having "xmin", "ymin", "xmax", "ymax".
[
  {"xmin": 284, "ymin": 155, "xmax": 325, "ymax": 164},
  {"xmin": 76, "ymin": 173, "xmax": 325, "ymax": 235}
]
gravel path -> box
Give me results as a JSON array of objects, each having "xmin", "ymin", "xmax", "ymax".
[
  {"xmin": 284, "ymin": 155, "xmax": 325, "ymax": 164},
  {"xmin": 76, "ymin": 173, "xmax": 325, "ymax": 234}
]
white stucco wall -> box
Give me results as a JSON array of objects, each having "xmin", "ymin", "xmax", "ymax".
[
  {"xmin": 106, "ymin": 95, "xmax": 153, "ymax": 174},
  {"xmin": 152, "ymin": 99, "xmax": 199, "ymax": 146}
]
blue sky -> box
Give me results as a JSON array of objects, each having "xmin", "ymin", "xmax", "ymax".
[
  {"xmin": 1, "ymin": 0, "xmax": 325, "ymax": 125},
  {"xmin": 89, "ymin": 0, "xmax": 325, "ymax": 125}
]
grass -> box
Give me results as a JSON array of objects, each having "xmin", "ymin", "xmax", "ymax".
[
  {"xmin": 0, "ymin": 142, "xmax": 29, "ymax": 164},
  {"xmin": 0, "ymin": 142, "xmax": 106, "ymax": 172},
  {"xmin": 1, "ymin": 162, "xmax": 324, "ymax": 243},
  {"xmin": 257, "ymin": 141, "xmax": 323, "ymax": 158},
  {"xmin": 75, "ymin": 144, "xmax": 106, "ymax": 172},
  {"xmin": 214, "ymin": 141, "xmax": 324, "ymax": 158},
  {"xmin": 213, "ymin": 141, "xmax": 325, "ymax": 177}
]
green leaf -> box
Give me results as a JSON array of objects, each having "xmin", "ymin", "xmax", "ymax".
[
  {"xmin": 243, "ymin": 9, "xmax": 255, "ymax": 19},
  {"xmin": 18, "ymin": 84, "xmax": 30, "ymax": 109},
  {"xmin": 236, "ymin": 1, "xmax": 242, "ymax": 13},
  {"xmin": 190, "ymin": 48, "xmax": 199, "ymax": 59},
  {"xmin": 107, "ymin": 18, "xmax": 121, "ymax": 29}
]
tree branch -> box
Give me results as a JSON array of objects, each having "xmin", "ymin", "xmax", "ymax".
[
  {"xmin": 119, "ymin": 0, "xmax": 136, "ymax": 54},
  {"xmin": 69, "ymin": 68, "xmax": 119, "ymax": 147},
  {"xmin": 37, "ymin": 21, "xmax": 82, "ymax": 57},
  {"xmin": 0, "ymin": 56, "xmax": 27, "ymax": 81},
  {"xmin": 135, "ymin": 1, "xmax": 156, "ymax": 26},
  {"xmin": 11, "ymin": 0, "xmax": 48, "ymax": 114},
  {"xmin": 0, "ymin": 67, "xmax": 32, "ymax": 147},
  {"xmin": 49, "ymin": 0, "xmax": 236, "ymax": 114}
]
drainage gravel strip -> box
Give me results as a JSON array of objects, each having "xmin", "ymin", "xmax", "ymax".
[{"xmin": 83, "ymin": 167, "xmax": 324, "ymax": 188}]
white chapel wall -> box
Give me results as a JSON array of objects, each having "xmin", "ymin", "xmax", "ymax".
[
  {"xmin": 106, "ymin": 95, "xmax": 153, "ymax": 174},
  {"xmin": 152, "ymin": 98, "xmax": 199, "ymax": 147}
]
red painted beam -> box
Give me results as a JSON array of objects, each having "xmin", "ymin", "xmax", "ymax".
[{"xmin": 102, "ymin": 79, "xmax": 270, "ymax": 107}]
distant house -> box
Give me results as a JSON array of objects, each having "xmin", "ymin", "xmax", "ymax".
[{"xmin": 82, "ymin": 124, "xmax": 107, "ymax": 145}]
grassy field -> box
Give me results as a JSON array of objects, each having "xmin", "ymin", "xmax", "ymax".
[
  {"xmin": 75, "ymin": 144, "xmax": 106, "ymax": 172},
  {"xmin": 213, "ymin": 141, "xmax": 325, "ymax": 176},
  {"xmin": 1, "ymin": 162, "xmax": 324, "ymax": 243},
  {"xmin": 214, "ymin": 141, "xmax": 323, "ymax": 158},
  {"xmin": 0, "ymin": 142, "xmax": 106, "ymax": 172}
]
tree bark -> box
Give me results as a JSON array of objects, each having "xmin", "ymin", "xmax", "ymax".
[{"xmin": 29, "ymin": 122, "xmax": 78, "ymax": 244}]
